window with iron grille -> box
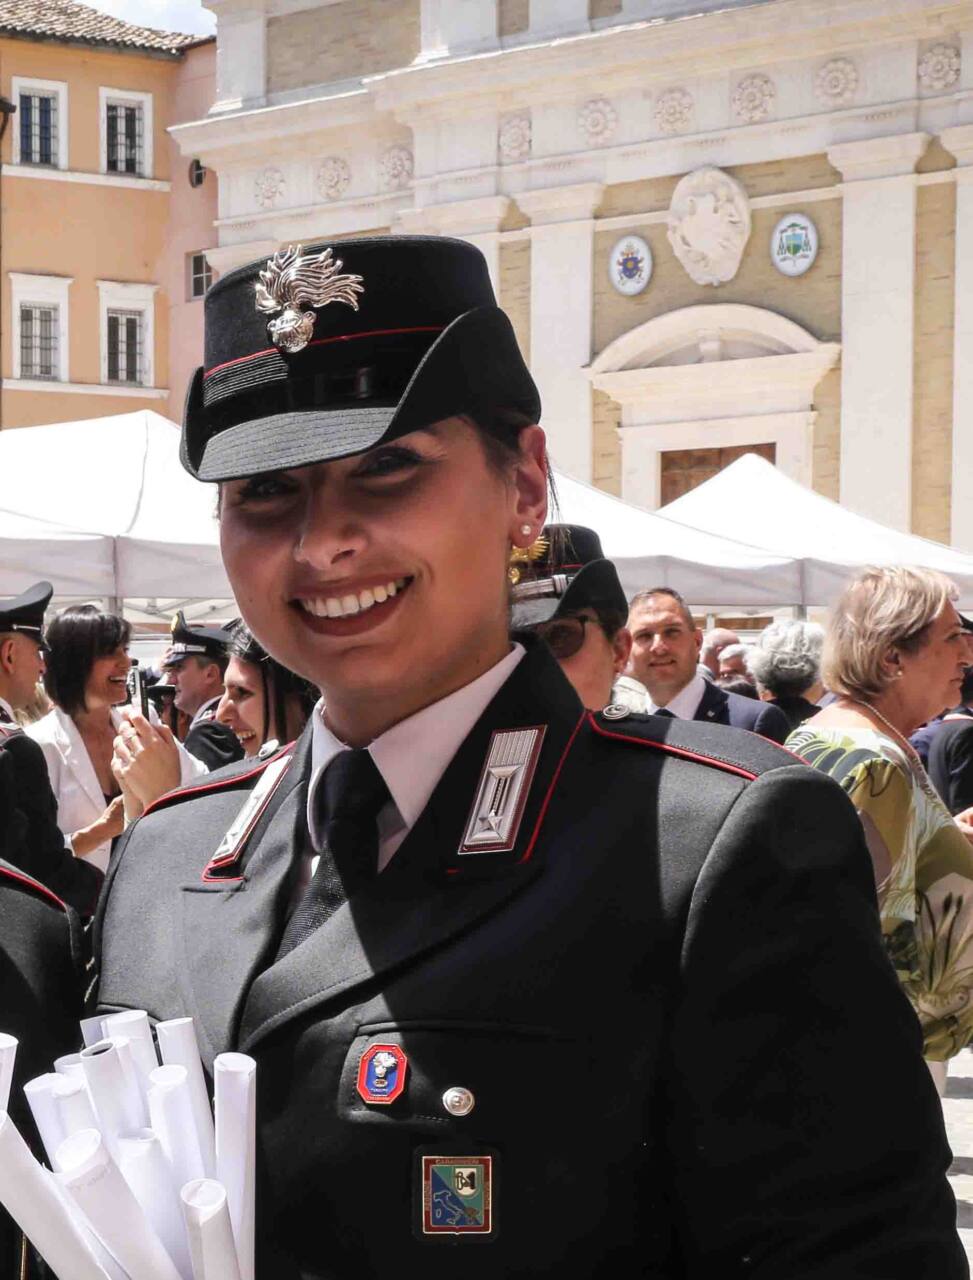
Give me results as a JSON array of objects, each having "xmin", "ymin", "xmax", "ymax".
[
  {"xmin": 188, "ymin": 252, "xmax": 212, "ymax": 300},
  {"xmin": 107, "ymin": 309, "xmax": 143, "ymax": 384},
  {"xmin": 19, "ymin": 92, "xmax": 58, "ymax": 166},
  {"xmin": 20, "ymin": 304, "xmax": 59, "ymax": 380},
  {"xmin": 106, "ymin": 101, "xmax": 143, "ymax": 175}
]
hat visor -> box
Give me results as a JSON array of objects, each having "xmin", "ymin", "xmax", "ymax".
[
  {"xmin": 184, "ymin": 306, "xmax": 539, "ymax": 482},
  {"xmin": 510, "ymin": 561, "xmax": 628, "ymax": 631}
]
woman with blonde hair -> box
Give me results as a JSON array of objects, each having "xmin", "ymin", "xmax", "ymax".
[{"xmin": 789, "ymin": 566, "xmax": 973, "ymax": 1090}]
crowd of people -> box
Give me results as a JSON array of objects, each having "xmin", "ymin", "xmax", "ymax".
[{"xmin": 2, "ymin": 233, "xmax": 972, "ymax": 1277}]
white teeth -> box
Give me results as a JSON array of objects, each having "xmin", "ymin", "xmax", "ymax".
[{"xmin": 299, "ymin": 577, "xmax": 409, "ymax": 619}]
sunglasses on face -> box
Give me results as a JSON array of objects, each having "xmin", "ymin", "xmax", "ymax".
[{"xmin": 531, "ymin": 614, "xmax": 598, "ymax": 660}]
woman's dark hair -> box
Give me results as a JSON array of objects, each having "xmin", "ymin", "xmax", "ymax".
[
  {"xmin": 227, "ymin": 623, "xmax": 317, "ymax": 745},
  {"xmin": 44, "ymin": 605, "xmax": 131, "ymax": 716}
]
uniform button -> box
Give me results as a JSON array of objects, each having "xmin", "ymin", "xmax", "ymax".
[
  {"xmin": 601, "ymin": 703, "xmax": 631, "ymax": 721},
  {"xmin": 442, "ymin": 1086, "xmax": 475, "ymax": 1117}
]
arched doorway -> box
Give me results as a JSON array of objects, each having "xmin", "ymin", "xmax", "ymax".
[{"xmin": 585, "ymin": 304, "xmax": 841, "ymax": 509}]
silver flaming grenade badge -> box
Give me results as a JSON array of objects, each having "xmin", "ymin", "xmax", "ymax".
[{"xmin": 254, "ymin": 244, "xmax": 364, "ymax": 353}]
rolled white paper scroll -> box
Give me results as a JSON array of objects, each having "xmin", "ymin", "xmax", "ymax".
[
  {"xmin": 103, "ymin": 1010, "xmax": 158, "ymax": 1086},
  {"xmin": 57, "ymin": 1127, "xmax": 183, "ymax": 1280},
  {"xmin": 214, "ymin": 1054, "xmax": 256, "ymax": 1280},
  {"xmin": 180, "ymin": 1179, "xmax": 242, "ymax": 1280},
  {"xmin": 52, "ymin": 1074, "xmax": 99, "ymax": 1140},
  {"xmin": 24, "ymin": 1073, "xmax": 66, "ymax": 1167},
  {"xmin": 156, "ymin": 1019, "xmax": 216, "ymax": 1177},
  {"xmin": 118, "ymin": 1128, "xmax": 194, "ymax": 1280},
  {"xmin": 54, "ymin": 1052, "xmax": 85, "ymax": 1078},
  {"xmin": 80, "ymin": 1038, "xmax": 144, "ymax": 1155},
  {"xmin": 0, "ymin": 1111, "xmax": 110, "ymax": 1280},
  {"xmin": 148, "ymin": 1064, "xmax": 206, "ymax": 1192},
  {"xmin": 79, "ymin": 1016, "xmax": 106, "ymax": 1048},
  {"xmin": 0, "ymin": 1033, "xmax": 16, "ymax": 1112}
]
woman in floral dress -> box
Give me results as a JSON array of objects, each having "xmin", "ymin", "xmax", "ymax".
[{"xmin": 789, "ymin": 566, "xmax": 973, "ymax": 1091}]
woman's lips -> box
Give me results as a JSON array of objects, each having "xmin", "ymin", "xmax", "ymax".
[{"xmin": 290, "ymin": 578, "xmax": 412, "ymax": 637}]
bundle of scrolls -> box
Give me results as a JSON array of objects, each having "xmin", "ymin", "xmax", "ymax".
[{"xmin": 0, "ymin": 1013, "xmax": 255, "ymax": 1280}]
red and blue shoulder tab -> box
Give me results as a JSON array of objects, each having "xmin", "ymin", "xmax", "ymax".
[
  {"xmin": 142, "ymin": 741, "xmax": 295, "ymax": 818},
  {"xmin": 589, "ymin": 706, "xmax": 799, "ymax": 781},
  {"xmin": 0, "ymin": 859, "xmax": 68, "ymax": 912}
]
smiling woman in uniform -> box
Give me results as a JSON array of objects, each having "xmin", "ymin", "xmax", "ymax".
[{"xmin": 96, "ymin": 238, "xmax": 965, "ymax": 1278}]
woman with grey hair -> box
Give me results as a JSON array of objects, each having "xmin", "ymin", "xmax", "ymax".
[
  {"xmin": 747, "ymin": 619, "xmax": 824, "ymax": 732},
  {"xmin": 788, "ymin": 566, "xmax": 973, "ymax": 1092}
]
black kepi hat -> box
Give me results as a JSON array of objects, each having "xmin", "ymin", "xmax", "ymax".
[
  {"xmin": 164, "ymin": 611, "xmax": 234, "ymax": 667},
  {"xmin": 510, "ymin": 526, "xmax": 627, "ymax": 628},
  {"xmin": 0, "ymin": 581, "xmax": 53, "ymax": 642},
  {"xmin": 182, "ymin": 236, "xmax": 540, "ymax": 482}
]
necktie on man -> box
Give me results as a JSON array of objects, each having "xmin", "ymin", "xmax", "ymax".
[
  {"xmin": 277, "ymin": 748, "xmax": 390, "ymax": 958},
  {"xmin": 654, "ymin": 708, "xmax": 675, "ymax": 719}
]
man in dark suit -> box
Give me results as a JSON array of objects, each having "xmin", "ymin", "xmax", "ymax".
[
  {"xmin": 928, "ymin": 668, "xmax": 973, "ymax": 814},
  {"xmin": 625, "ymin": 587, "xmax": 790, "ymax": 742},
  {"xmin": 0, "ymin": 582, "xmax": 101, "ymax": 915}
]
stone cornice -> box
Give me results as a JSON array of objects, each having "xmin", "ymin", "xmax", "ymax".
[
  {"xmin": 517, "ymin": 182, "xmax": 605, "ymax": 224},
  {"xmin": 368, "ymin": 0, "xmax": 973, "ymax": 114},
  {"xmin": 828, "ymin": 131, "xmax": 931, "ymax": 180},
  {"xmin": 942, "ymin": 123, "xmax": 973, "ymax": 167}
]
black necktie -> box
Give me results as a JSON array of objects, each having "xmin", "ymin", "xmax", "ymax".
[
  {"xmin": 654, "ymin": 708, "xmax": 675, "ymax": 719},
  {"xmin": 277, "ymin": 749, "xmax": 390, "ymax": 958}
]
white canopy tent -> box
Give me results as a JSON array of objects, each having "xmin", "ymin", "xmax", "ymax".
[
  {"xmin": 0, "ymin": 411, "xmax": 232, "ymax": 612},
  {"xmin": 659, "ymin": 452, "xmax": 973, "ymax": 608},
  {"xmin": 552, "ymin": 468, "xmax": 801, "ymax": 605}
]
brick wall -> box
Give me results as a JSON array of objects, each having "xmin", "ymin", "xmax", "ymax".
[
  {"xmin": 266, "ymin": 0, "xmax": 420, "ymax": 94},
  {"xmin": 912, "ymin": 179, "xmax": 956, "ymax": 542}
]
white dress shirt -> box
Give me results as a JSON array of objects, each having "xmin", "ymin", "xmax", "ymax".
[
  {"xmin": 646, "ymin": 672, "xmax": 707, "ymax": 720},
  {"xmin": 306, "ymin": 643, "xmax": 525, "ymax": 874}
]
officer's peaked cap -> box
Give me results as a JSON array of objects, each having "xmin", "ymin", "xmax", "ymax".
[
  {"xmin": 164, "ymin": 611, "xmax": 235, "ymax": 666},
  {"xmin": 510, "ymin": 526, "xmax": 628, "ymax": 628},
  {"xmin": 182, "ymin": 236, "xmax": 541, "ymax": 482},
  {"xmin": 0, "ymin": 581, "xmax": 52, "ymax": 640}
]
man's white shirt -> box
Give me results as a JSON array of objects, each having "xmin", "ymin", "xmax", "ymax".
[{"xmin": 645, "ymin": 672, "xmax": 707, "ymax": 720}]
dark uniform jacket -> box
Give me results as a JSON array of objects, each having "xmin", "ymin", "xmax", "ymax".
[
  {"xmin": 96, "ymin": 644, "xmax": 964, "ymax": 1279},
  {"xmin": 0, "ymin": 858, "xmax": 85, "ymax": 1278},
  {"xmin": 693, "ymin": 677, "xmax": 791, "ymax": 743},
  {"xmin": 0, "ymin": 720, "xmax": 102, "ymax": 916},
  {"xmin": 184, "ymin": 718, "xmax": 246, "ymax": 773},
  {"xmin": 928, "ymin": 708, "xmax": 973, "ymax": 815}
]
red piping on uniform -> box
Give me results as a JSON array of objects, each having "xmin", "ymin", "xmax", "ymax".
[
  {"xmin": 141, "ymin": 743, "xmax": 295, "ymax": 818},
  {"xmin": 517, "ymin": 710, "xmax": 586, "ymax": 864},
  {"xmin": 204, "ymin": 326, "xmax": 445, "ymax": 379},
  {"xmin": 0, "ymin": 863, "xmax": 67, "ymax": 911},
  {"xmin": 587, "ymin": 713, "xmax": 760, "ymax": 781}
]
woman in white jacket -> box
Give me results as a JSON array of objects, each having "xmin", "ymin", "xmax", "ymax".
[{"xmin": 27, "ymin": 605, "xmax": 203, "ymax": 873}]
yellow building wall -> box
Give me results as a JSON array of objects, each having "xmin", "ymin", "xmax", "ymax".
[
  {"xmin": 498, "ymin": 0, "xmax": 529, "ymax": 38},
  {"xmin": 590, "ymin": 154, "xmax": 843, "ymax": 499},
  {"xmin": 266, "ymin": 0, "xmax": 420, "ymax": 95},
  {"xmin": 0, "ymin": 36, "xmax": 186, "ymax": 426},
  {"xmin": 499, "ymin": 239, "xmax": 531, "ymax": 368}
]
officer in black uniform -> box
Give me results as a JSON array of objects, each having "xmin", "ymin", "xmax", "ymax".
[
  {"xmin": 96, "ymin": 237, "xmax": 964, "ymax": 1278},
  {"xmin": 164, "ymin": 612, "xmax": 245, "ymax": 771},
  {"xmin": 0, "ymin": 583, "xmax": 102, "ymax": 915},
  {"xmin": 510, "ymin": 524, "xmax": 631, "ymax": 710}
]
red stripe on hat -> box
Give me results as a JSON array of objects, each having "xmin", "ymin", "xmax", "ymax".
[{"xmin": 204, "ymin": 326, "xmax": 445, "ymax": 379}]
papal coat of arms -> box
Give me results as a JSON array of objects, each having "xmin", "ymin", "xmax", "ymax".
[
  {"xmin": 255, "ymin": 244, "xmax": 364, "ymax": 353},
  {"xmin": 609, "ymin": 235, "xmax": 652, "ymax": 296}
]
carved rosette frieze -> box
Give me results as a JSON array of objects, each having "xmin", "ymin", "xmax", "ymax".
[
  {"xmin": 578, "ymin": 97, "xmax": 618, "ymax": 146},
  {"xmin": 731, "ymin": 73, "xmax": 776, "ymax": 124},
  {"xmin": 918, "ymin": 43, "xmax": 961, "ymax": 92},
  {"xmin": 379, "ymin": 145, "xmax": 414, "ymax": 191},
  {"xmin": 499, "ymin": 113, "xmax": 532, "ymax": 163},
  {"xmin": 654, "ymin": 87, "xmax": 694, "ymax": 136},
  {"xmin": 666, "ymin": 166, "xmax": 752, "ymax": 287},
  {"xmin": 254, "ymin": 166, "xmax": 284, "ymax": 209},
  {"xmin": 316, "ymin": 156, "xmax": 351, "ymax": 202},
  {"xmin": 814, "ymin": 58, "xmax": 859, "ymax": 106}
]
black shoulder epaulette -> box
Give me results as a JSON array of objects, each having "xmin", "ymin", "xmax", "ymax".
[
  {"xmin": 0, "ymin": 858, "xmax": 68, "ymax": 912},
  {"xmin": 589, "ymin": 707, "xmax": 800, "ymax": 782},
  {"xmin": 142, "ymin": 741, "xmax": 295, "ymax": 817}
]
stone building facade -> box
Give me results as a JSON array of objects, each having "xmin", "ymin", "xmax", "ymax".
[{"xmin": 177, "ymin": 0, "xmax": 973, "ymax": 548}]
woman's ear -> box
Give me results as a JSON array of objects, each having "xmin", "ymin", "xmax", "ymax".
[
  {"xmin": 883, "ymin": 647, "xmax": 904, "ymax": 680},
  {"xmin": 509, "ymin": 425, "xmax": 549, "ymax": 547}
]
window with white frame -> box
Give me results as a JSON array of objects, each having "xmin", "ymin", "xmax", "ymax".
[
  {"xmin": 9, "ymin": 274, "xmax": 72, "ymax": 383},
  {"xmin": 20, "ymin": 304, "xmax": 59, "ymax": 379},
  {"xmin": 11, "ymin": 78, "xmax": 68, "ymax": 169},
  {"xmin": 99, "ymin": 88, "xmax": 153, "ymax": 178},
  {"xmin": 187, "ymin": 252, "xmax": 213, "ymax": 300},
  {"xmin": 97, "ymin": 280, "xmax": 158, "ymax": 389}
]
